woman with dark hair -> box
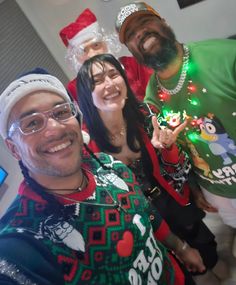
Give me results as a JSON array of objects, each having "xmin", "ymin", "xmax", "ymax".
[{"xmin": 77, "ymin": 53, "xmax": 221, "ymax": 283}]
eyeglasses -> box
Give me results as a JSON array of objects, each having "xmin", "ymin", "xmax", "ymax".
[{"xmin": 8, "ymin": 102, "xmax": 79, "ymax": 137}]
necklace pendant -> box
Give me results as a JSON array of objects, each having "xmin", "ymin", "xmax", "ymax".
[{"xmin": 110, "ymin": 125, "xmax": 126, "ymax": 142}]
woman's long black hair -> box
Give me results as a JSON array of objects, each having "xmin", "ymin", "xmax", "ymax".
[{"xmin": 76, "ymin": 53, "xmax": 145, "ymax": 153}]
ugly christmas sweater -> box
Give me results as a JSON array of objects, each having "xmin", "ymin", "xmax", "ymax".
[{"xmin": 0, "ymin": 153, "xmax": 184, "ymax": 285}]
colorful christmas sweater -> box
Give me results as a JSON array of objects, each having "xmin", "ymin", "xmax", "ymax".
[
  {"xmin": 0, "ymin": 153, "xmax": 184, "ymax": 285},
  {"xmin": 67, "ymin": 56, "xmax": 153, "ymax": 102},
  {"xmin": 145, "ymin": 39, "xmax": 236, "ymax": 198},
  {"xmin": 88, "ymin": 104, "xmax": 192, "ymax": 207}
]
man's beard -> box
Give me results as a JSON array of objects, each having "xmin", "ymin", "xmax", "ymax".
[{"xmin": 140, "ymin": 27, "xmax": 178, "ymax": 71}]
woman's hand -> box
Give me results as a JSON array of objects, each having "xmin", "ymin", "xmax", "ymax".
[{"xmin": 151, "ymin": 116, "xmax": 187, "ymax": 149}]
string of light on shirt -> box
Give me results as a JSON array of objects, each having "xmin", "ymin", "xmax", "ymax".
[{"xmin": 156, "ymin": 60, "xmax": 208, "ymax": 144}]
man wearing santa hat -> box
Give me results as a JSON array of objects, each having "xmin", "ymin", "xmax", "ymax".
[{"xmin": 59, "ymin": 8, "xmax": 153, "ymax": 102}]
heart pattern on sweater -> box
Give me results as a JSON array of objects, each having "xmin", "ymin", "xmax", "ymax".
[{"xmin": 116, "ymin": 231, "xmax": 134, "ymax": 257}]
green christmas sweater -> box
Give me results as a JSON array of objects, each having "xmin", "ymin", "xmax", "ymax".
[
  {"xmin": 145, "ymin": 39, "xmax": 236, "ymax": 198},
  {"xmin": 0, "ymin": 153, "xmax": 183, "ymax": 285}
]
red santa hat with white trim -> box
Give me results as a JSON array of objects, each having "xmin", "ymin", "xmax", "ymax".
[{"xmin": 59, "ymin": 9, "xmax": 101, "ymax": 47}]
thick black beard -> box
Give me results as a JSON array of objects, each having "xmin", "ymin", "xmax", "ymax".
[
  {"xmin": 141, "ymin": 26, "xmax": 178, "ymax": 71},
  {"xmin": 143, "ymin": 40, "xmax": 177, "ymax": 70}
]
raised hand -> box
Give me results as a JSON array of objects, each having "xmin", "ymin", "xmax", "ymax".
[{"xmin": 151, "ymin": 116, "xmax": 187, "ymax": 149}]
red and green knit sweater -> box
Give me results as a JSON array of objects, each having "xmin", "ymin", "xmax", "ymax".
[{"xmin": 0, "ymin": 153, "xmax": 184, "ymax": 285}]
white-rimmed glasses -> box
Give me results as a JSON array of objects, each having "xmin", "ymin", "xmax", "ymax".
[{"xmin": 8, "ymin": 102, "xmax": 80, "ymax": 137}]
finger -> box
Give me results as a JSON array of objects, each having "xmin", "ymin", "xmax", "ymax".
[
  {"xmin": 196, "ymin": 203, "xmax": 217, "ymax": 213},
  {"xmin": 198, "ymin": 198, "xmax": 218, "ymax": 212},
  {"xmin": 158, "ymin": 130, "xmax": 168, "ymax": 144},
  {"xmin": 205, "ymin": 206, "xmax": 218, "ymax": 213},
  {"xmin": 159, "ymin": 129, "xmax": 175, "ymax": 148},
  {"xmin": 151, "ymin": 140, "xmax": 164, "ymax": 149},
  {"xmin": 187, "ymin": 266, "xmax": 197, "ymax": 273},
  {"xmin": 205, "ymin": 201, "xmax": 218, "ymax": 211},
  {"xmin": 186, "ymin": 260, "xmax": 206, "ymax": 273},
  {"xmin": 151, "ymin": 117, "xmax": 167, "ymax": 148},
  {"xmin": 198, "ymin": 264, "xmax": 206, "ymax": 273},
  {"xmin": 173, "ymin": 119, "xmax": 188, "ymax": 137},
  {"xmin": 151, "ymin": 116, "xmax": 160, "ymax": 136},
  {"xmin": 166, "ymin": 129, "xmax": 174, "ymax": 143}
]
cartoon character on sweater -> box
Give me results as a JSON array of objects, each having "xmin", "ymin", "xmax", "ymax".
[{"xmin": 198, "ymin": 114, "xmax": 236, "ymax": 165}]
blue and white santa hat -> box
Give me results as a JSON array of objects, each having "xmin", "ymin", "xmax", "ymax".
[{"xmin": 0, "ymin": 68, "xmax": 85, "ymax": 140}]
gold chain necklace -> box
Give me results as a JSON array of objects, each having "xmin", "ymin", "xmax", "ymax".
[{"xmin": 109, "ymin": 125, "xmax": 126, "ymax": 142}]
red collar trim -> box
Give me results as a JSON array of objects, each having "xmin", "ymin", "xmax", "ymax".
[
  {"xmin": 56, "ymin": 168, "xmax": 96, "ymax": 205},
  {"xmin": 18, "ymin": 168, "xmax": 96, "ymax": 205},
  {"xmin": 19, "ymin": 180, "xmax": 47, "ymax": 204}
]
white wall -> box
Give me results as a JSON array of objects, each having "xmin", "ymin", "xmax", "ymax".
[
  {"xmin": 0, "ymin": 137, "xmax": 23, "ymax": 217},
  {"xmin": 16, "ymin": 0, "xmax": 236, "ymax": 80},
  {"xmin": 1, "ymin": 0, "xmax": 236, "ymax": 215}
]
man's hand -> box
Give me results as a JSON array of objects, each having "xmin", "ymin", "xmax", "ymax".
[
  {"xmin": 176, "ymin": 243, "xmax": 206, "ymax": 273},
  {"xmin": 151, "ymin": 116, "xmax": 187, "ymax": 149},
  {"xmin": 164, "ymin": 233, "xmax": 206, "ymax": 273},
  {"xmin": 191, "ymin": 187, "xmax": 218, "ymax": 212}
]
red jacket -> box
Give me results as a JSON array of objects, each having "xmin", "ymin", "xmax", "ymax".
[{"xmin": 88, "ymin": 127, "xmax": 191, "ymax": 206}]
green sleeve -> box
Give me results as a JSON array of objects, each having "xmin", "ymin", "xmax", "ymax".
[{"xmin": 144, "ymin": 73, "xmax": 162, "ymax": 111}]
